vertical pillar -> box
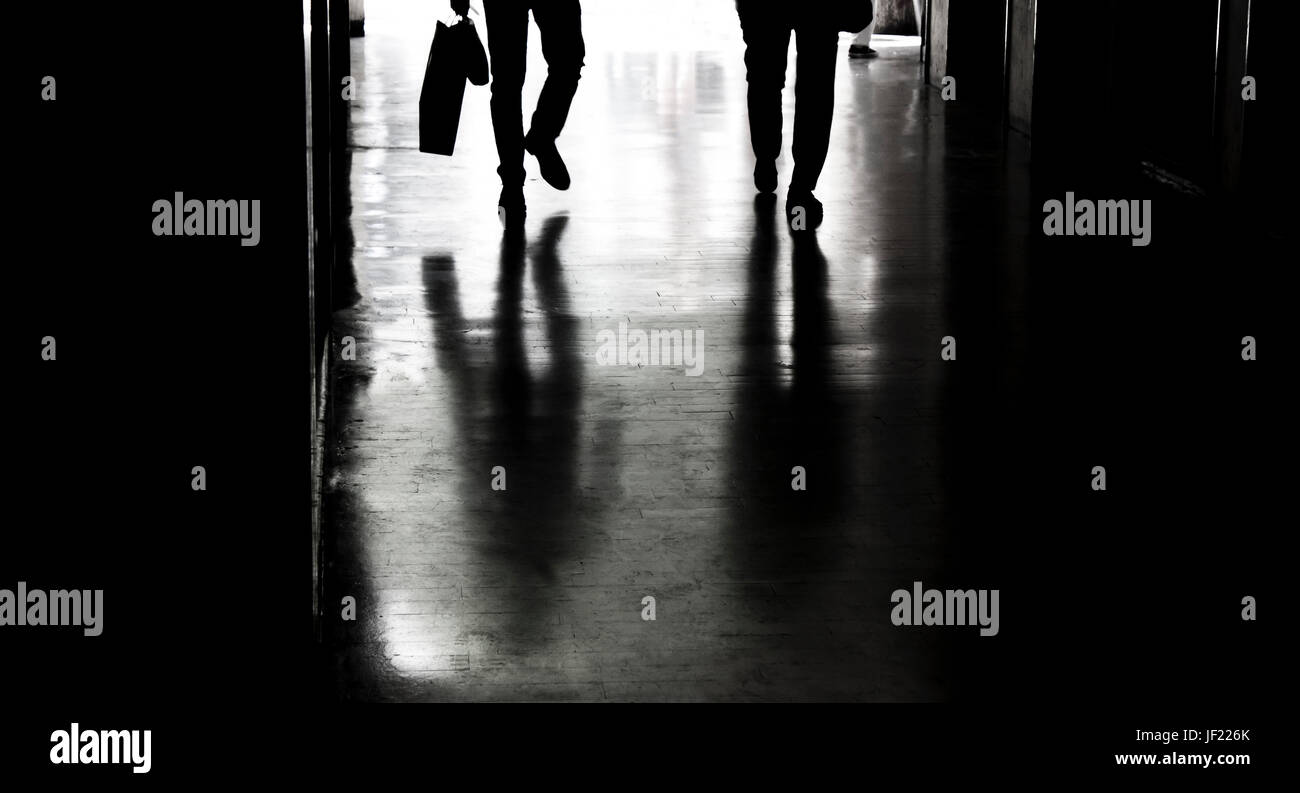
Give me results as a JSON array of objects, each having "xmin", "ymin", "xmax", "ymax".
[
  {"xmin": 311, "ymin": 0, "xmax": 334, "ymax": 362},
  {"xmin": 350, "ymin": 0, "xmax": 366, "ymax": 37},
  {"xmin": 1006, "ymin": 0, "xmax": 1035, "ymax": 135},
  {"xmin": 927, "ymin": 0, "xmax": 950, "ymax": 88},
  {"xmin": 329, "ymin": 0, "xmax": 352, "ymax": 313},
  {"xmin": 1213, "ymin": 0, "xmax": 1250, "ymax": 197}
]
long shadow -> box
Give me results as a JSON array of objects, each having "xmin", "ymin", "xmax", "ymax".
[
  {"xmin": 723, "ymin": 196, "xmax": 851, "ymax": 699},
  {"xmin": 421, "ymin": 215, "xmax": 585, "ymax": 652}
]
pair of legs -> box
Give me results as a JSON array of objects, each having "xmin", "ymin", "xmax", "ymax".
[
  {"xmin": 483, "ymin": 0, "xmax": 584, "ymax": 221},
  {"xmin": 736, "ymin": 2, "xmax": 839, "ymax": 225}
]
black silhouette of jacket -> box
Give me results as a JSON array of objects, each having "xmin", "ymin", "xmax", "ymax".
[{"xmin": 735, "ymin": 0, "xmax": 874, "ymax": 33}]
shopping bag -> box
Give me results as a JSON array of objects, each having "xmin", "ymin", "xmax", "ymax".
[{"xmin": 418, "ymin": 16, "xmax": 488, "ymax": 156}]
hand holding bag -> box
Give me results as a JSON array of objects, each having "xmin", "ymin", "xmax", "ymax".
[
  {"xmin": 446, "ymin": 0, "xmax": 487, "ymax": 84},
  {"xmin": 418, "ymin": 8, "xmax": 489, "ymax": 156}
]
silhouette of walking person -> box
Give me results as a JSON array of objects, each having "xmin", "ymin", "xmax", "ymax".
[
  {"xmin": 735, "ymin": 1, "xmax": 840, "ymax": 230},
  {"xmin": 482, "ymin": 0, "xmax": 585, "ymax": 228}
]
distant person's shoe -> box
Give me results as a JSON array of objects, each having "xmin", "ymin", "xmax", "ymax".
[
  {"xmin": 754, "ymin": 159, "xmax": 777, "ymax": 193},
  {"xmin": 524, "ymin": 132, "xmax": 571, "ymax": 190},
  {"xmin": 786, "ymin": 191, "xmax": 824, "ymax": 231},
  {"xmin": 848, "ymin": 44, "xmax": 878, "ymax": 59},
  {"xmin": 498, "ymin": 187, "xmax": 526, "ymax": 229}
]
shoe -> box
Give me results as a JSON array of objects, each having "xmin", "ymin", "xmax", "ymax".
[
  {"xmin": 786, "ymin": 191, "xmax": 823, "ymax": 231},
  {"xmin": 754, "ymin": 159, "xmax": 777, "ymax": 193},
  {"xmin": 848, "ymin": 45, "xmax": 878, "ymax": 59},
  {"xmin": 523, "ymin": 132, "xmax": 571, "ymax": 190},
  {"xmin": 498, "ymin": 187, "xmax": 526, "ymax": 229}
]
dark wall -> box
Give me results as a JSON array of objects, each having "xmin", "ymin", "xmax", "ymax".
[
  {"xmin": 1033, "ymin": 0, "xmax": 1223, "ymax": 186},
  {"xmin": 1235, "ymin": 0, "xmax": 1282, "ymax": 223},
  {"xmin": 1031, "ymin": 2, "xmax": 1115, "ymax": 170},
  {"xmin": 13, "ymin": 0, "xmax": 310, "ymax": 778},
  {"xmin": 1124, "ymin": 1, "xmax": 1220, "ymax": 184},
  {"xmin": 927, "ymin": 0, "xmax": 1008, "ymax": 102}
]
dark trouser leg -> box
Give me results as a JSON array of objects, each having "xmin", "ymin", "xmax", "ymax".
[
  {"xmin": 527, "ymin": 0, "xmax": 585, "ymax": 143},
  {"xmin": 790, "ymin": 24, "xmax": 839, "ymax": 194},
  {"xmin": 737, "ymin": 4, "xmax": 791, "ymax": 165},
  {"xmin": 484, "ymin": 0, "xmax": 529, "ymax": 186}
]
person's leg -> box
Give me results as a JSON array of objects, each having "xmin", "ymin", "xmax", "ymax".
[
  {"xmin": 849, "ymin": 18, "xmax": 877, "ymax": 57},
  {"xmin": 528, "ymin": 0, "xmax": 584, "ymax": 143},
  {"xmin": 790, "ymin": 23, "xmax": 839, "ymax": 196},
  {"xmin": 524, "ymin": 0, "xmax": 585, "ymax": 189},
  {"xmin": 483, "ymin": 0, "xmax": 529, "ymax": 192},
  {"xmin": 737, "ymin": 2, "xmax": 791, "ymax": 192}
]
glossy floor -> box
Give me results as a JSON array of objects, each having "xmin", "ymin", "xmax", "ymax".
[{"xmin": 321, "ymin": 0, "xmax": 1031, "ymax": 701}]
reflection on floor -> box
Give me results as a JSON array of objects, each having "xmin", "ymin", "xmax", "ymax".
[{"xmin": 322, "ymin": 0, "xmax": 1030, "ymax": 701}]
